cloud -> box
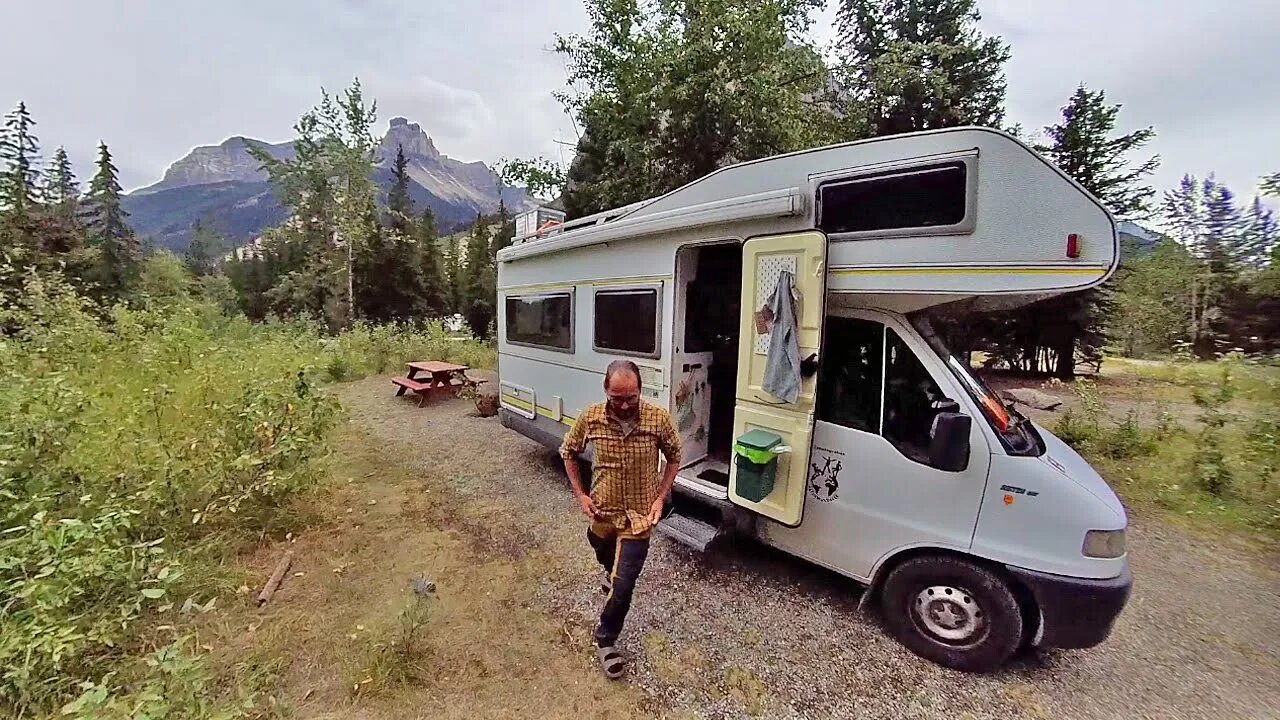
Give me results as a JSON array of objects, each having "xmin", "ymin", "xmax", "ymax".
[{"xmin": 0, "ymin": 0, "xmax": 1274, "ymax": 207}]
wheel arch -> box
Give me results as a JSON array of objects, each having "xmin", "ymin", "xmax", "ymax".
[{"xmin": 858, "ymin": 546, "xmax": 1040, "ymax": 636}]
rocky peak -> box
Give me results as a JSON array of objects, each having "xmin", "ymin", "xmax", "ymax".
[{"xmin": 379, "ymin": 117, "xmax": 440, "ymax": 161}]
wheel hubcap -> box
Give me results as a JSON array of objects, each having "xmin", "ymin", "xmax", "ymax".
[{"xmin": 913, "ymin": 585, "xmax": 985, "ymax": 644}]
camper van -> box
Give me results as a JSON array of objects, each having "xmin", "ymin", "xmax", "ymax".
[{"xmin": 494, "ymin": 127, "xmax": 1131, "ymax": 672}]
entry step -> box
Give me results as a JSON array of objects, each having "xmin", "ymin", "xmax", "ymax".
[{"xmin": 656, "ymin": 512, "xmax": 722, "ymax": 552}]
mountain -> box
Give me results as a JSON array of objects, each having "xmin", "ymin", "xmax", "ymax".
[{"xmin": 122, "ymin": 118, "xmax": 531, "ymax": 252}]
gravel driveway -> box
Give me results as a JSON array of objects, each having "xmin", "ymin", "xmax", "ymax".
[{"xmin": 339, "ymin": 377, "xmax": 1280, "ymax": 720}]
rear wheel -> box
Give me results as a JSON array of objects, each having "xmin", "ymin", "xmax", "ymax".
[{"xmin": 880, "ymin": 555, "xmax": 1022, "ymax": 673}]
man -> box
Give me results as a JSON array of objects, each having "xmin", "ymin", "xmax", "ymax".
[{"xmin": 560, "ymin": 359, "xmax": 682, "ymax": 679}]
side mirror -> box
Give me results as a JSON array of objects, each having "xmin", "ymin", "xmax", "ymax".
[{"xmin": 929, "ymin": 412, "xmax": 971, "ymax": 472}]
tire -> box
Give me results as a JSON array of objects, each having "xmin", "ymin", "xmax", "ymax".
[{"xmin": 880, "ymin": 555, "xmax": 1023, "ymax": 673}]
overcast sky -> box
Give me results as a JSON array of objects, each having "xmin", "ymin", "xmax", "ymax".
[{"xmin": 2, "ymin": 0, "xmax": 1276, "ymax": 208}]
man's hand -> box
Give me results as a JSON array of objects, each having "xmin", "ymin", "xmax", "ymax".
[
  {"xmin": 648, "ymin": 496, "xmax": 665, "ymax": 525},
  {"xmin": 577, "ymin": 493, "xmax": 600, "ymax": 521}
]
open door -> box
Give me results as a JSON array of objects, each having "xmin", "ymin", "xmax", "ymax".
[{"xmin": 728, "ymin": 232, "xmax": 827, "ymax": 526}]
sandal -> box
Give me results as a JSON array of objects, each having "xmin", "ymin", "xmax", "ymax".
[{"xmin": 597, "ymin": 645, "xmax": 625, "ymax": 679}]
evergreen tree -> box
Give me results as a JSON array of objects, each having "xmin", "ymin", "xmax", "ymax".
[
  {"xmin": 442, "ymin": 233, "xmax": 464, "ymax": 315},
  {"xmin": 1036, "ymin": 86, "xmax": 1159, "ymax": 219},
  {"xmin": 184, "ymin": 219, "xmax": 224, "ymax": 277},
  {"xmin": 1162, "ymin": 175, "xmax": 1204, "ymax": 249},
  {"xmin": 416, "ymin": 208, "xmax": 447, "ymax": 315},
  {"xmin": 835, "ymin": 0, "xmax": 1010, "ymax": 138},
  {"xmin": 386, "ymin": 144, "xmax": 413, "ymax": 235},
  {"xmin": 988, "ymin": 87, "xmax": 1159, "ymax": 378},
  {"xmin": 44, "ymin": 146, "xmax": 79, "ymax": 225},
  {"xmin": 1241, "ymin": 196, "xmax": 1279, "ymax": 270},
  {"xmin": 1202, "ymin": 178, "xmax": 1241, "ymax": 273},
  {"xmin": 82, "ymin": 142, "xmax": 139, "ymax": 296},
  {"xmin": 488, "ymin": 197, "xmax": 515, "ymax": 257},
  {"xmin": 0, "ymin": 102, "xmax": 41, "ymax": 217},
  {"xmin": 463, "ymin": 216, "xmax": 495, "ymax": 339}
]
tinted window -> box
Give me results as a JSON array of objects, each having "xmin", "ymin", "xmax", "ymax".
[
  {"xmin": 818, "ymin": 162, "xmax": 967, "ymax": 235},
  {"xmin": 883, "ymin": 329, "xmax": 946, "ymax": 463},
  {"xmin": 817, "ymin": 317, "xmax": 884, "ymax": 433},
  {"xmin": 505, "ymin": 293, "xmax": 572, "ymax": 350},
  {"xmin": 594, "ymin": 288, "xmax": 659, "ymax": 356}
]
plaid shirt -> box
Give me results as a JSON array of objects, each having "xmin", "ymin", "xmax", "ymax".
[{"xmin": 560, "ymin": 400, "xmax": 682, "ymax": 536}]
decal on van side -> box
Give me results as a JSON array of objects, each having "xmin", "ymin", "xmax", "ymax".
[{"xmin": 808, "ymin": 449, "xmax": 844, "ymax": 503}]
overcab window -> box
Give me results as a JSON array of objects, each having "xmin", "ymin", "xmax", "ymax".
[{"xmin": 818, "ymin": 161, "xmax": 970, "ymax": 236}]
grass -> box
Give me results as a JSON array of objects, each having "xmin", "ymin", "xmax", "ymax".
[
  {"xmin": 1040, "ymin": 355, "xmax": 1280, "ymax": 546},
  {"xmin": 192, "ymin": 424, "xmax": 651, "ymax": 720}
]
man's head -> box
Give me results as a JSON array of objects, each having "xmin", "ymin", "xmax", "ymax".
[{"xmin": 604, "ymin": 360, "xmax": 642, "ymax": 419}]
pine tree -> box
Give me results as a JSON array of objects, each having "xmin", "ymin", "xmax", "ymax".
[
  {"xmin": 0, "ymin": 102, "xmax": 41, "ymax": 217},
  {"xmin": 1162, "ymin": 175, "xmax": 1204, "ymax": 248},
  {"xmin": 488, "ymin": 197, "xmax": 515, "ymax": 258},
  {"xmin": 82, "ymin": 141, "xmax": 140, "ymax": 296},
  {"xmin": 462, "ymin": 215, "xmax": 495, "ymax": 339},
  {"xmin": 1004, "ymin": 86, "xmax": 1159, "ymax": 378},
  {"xmin": 416, "ymin": 208, "xmax": 447, "ymax": 315},
  {"xmin": 1036, "ymin": 86, "xmax": 1159, "ymax": 219},
  {"xmin": 386, "ymin": 144, "xmax": 413, "ymax": 235},
  {"xmin": 1241, "ymin": 196, "xmax": 1279, "ymax": 270},
  {"xmin": 1202, "ymin": 177, "xmax": 1241, "ymax": 274},
  {"xmin": 45, "ymin": 146, "xmax": 79, "ymax": 225},
  {"xmin": 184, "ymin": 219, "xmax": 224, "ymax": 277},
  {"xmin": 835, "ymin": 0, "xmax": 1011, "ymax": 138}
]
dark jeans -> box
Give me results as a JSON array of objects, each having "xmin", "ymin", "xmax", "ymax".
[{"xmin": 587, "ymin": 526, "xmax": 651, "ymax": 648}]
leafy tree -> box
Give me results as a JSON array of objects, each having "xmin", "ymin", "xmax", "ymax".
[
  {"xmin": 82, "ymin": 142, "xmax": 139, "ymax": 296},
  {"xmin": 0, "ymin": 102, "xmax": 41, "ymax": 218},
  {"xmin": 184, "ymin": 219, "xmax": 224, "ymax": 277},
  {"xmin": 498, "ymin": 156, "xmax": 566, "ymax": 199},
  {"xmin": 554, "ymin": 0, "xmax": 834, "ymax": 218},
  {"xmin": 251, "ymin": 78, "xmax": 378, "ymax": 330},
  {"xmin": 1110, "ymin": 240, "xmax": 1199, "ymax": 356},
  {"xmin": 834, "ymin": 0, "xmax": 1010, "ymax": 138}
]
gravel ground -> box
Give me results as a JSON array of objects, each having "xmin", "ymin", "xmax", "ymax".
[{"xmin": 339, "ymin": 376, "xmax": 1280, "ymax": 720}]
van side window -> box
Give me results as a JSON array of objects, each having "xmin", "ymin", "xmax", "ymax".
[
  {"xmin": 594, "ymin": 287, "xmax": 660, "ymax": 357},
  {"xmin": 817, "ymin": 317, "xmax": 883, "ymax": 433},
  {"xmin": 818, "ymin": 317, "xmax": 947, "ymax": 465},
  {"xmin": 817, "ymin": 161, "xmax": 967, "ymax": 235},
  {"xmin": 883, "ymin": 328, "xmax": 946, "ymax": 463},
  {"xmin": 505, "ymin": 292, "xmax": 573, "ymax": 351}
]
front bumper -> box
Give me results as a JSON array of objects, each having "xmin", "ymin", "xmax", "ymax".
[{"xmin": 1007, "ymin": 563, "xmax": 1132, "ymax": 649}]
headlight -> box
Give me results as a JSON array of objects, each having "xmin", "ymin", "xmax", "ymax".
[{"xmin": 1082, "ymin": 529, "xmax": 1126, "ymax": 558}]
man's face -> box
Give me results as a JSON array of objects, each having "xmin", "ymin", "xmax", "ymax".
[{"xmin": 605, "ymin": 371, "xmax": 641, "ymax": 419}]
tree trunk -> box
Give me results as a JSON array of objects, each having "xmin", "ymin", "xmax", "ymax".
[{"xmin": 1054, "ymin": 334, "xmax": 1076, "ymax": 380}]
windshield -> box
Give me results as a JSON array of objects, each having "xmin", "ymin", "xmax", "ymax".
[{"xmin": 909, "ymin": 314, "xmax": 1044, "ymax": 457}]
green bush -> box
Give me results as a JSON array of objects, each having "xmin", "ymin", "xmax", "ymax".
[{"xmin": 0, "ymin": 270, "xmax": 493, "ymax": 716}]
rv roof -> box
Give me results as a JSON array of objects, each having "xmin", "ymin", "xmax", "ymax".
[{"xmin": 497, "ymin": 126, "xmax": 1114, "ymax": 274}]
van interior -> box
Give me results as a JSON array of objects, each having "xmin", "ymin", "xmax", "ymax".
[{"xmin": 673, "ymin": 242, "xmax": 743, "ymax": 491}]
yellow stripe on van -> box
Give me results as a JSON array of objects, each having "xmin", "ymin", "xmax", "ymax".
[
  {"xmin": 831, "ymin": 266, "xmax": 1107, "ymax": 277},
  {"xmin": 500, "ymin": 394, "xmax": 576, "ymax": 426}
]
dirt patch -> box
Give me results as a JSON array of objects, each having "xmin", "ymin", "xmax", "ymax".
[{"xmin": 205, "ymin": 376, "xmax": 1280, "ymax": 720}]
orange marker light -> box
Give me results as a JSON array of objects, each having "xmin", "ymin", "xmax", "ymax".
[{"xmin": 1003, "ymin": 494, "xmax": 1014, "ymax": 506}]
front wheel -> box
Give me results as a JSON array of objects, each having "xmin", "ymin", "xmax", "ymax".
[{"xmin": 880, "ymin": 555, "xmax": 1023, "ymax": 673}]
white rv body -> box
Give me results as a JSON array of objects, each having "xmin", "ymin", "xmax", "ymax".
[{"xmin": 495, "ymin": 128, "xmax": 1131, "ymax": 672}]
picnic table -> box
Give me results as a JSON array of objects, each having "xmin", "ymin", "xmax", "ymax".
[{"xmin": 391, "ymin": 361, "xmax": 479, "ymax": 406}]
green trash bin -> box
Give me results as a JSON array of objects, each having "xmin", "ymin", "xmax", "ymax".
[{"xmin": 734, "ymin": 429, "xmax": 782, "ymax": 502}]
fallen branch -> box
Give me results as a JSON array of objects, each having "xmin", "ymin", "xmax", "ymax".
[{"xmin": 257, "ymin": 550, "xmax": 295, "ymax": 606}]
